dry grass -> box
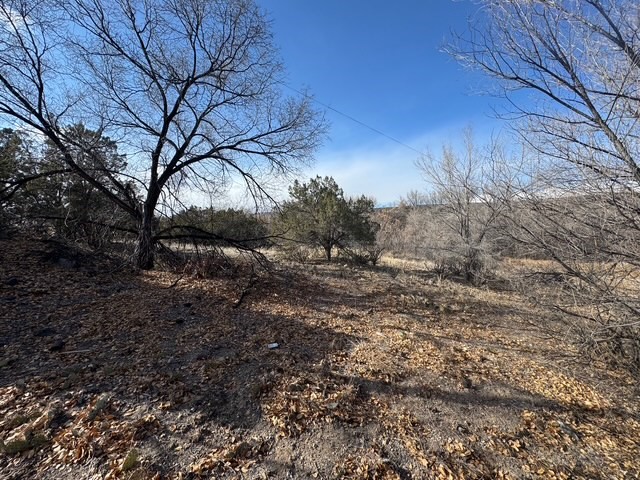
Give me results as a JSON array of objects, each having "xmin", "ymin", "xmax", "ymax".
[{"xmin": 379, "ymin": 255, "xmax": 432, "ymax": 271}]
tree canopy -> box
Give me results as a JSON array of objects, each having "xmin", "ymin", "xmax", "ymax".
[
  {"xmin": 163, "ymin": 207, "xmax": 268, "ymax": 249},
  {"xmin": 278, "ymin": 176, "xmax": 377, "ymax": 261}
]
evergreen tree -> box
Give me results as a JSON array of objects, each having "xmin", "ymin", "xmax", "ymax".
[{"xmin": 279, "ymin": 176, "xmax": 377, "ymax": 261}]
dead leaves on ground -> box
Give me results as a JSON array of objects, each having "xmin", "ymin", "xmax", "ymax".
[
  {"xmin": 1, "ymin": 239, "xmax": 640, "ymax": 479},
  {"xmin": 0, "ymin": 385, "xmax": 162, "ymax": 479},
  {"xmin": 264, "ymin": 375, "xmax": 369, "ymax": 438},
  {"xmin": 190, "ymin": 436, "xmax": 272, "ymax": 475}
]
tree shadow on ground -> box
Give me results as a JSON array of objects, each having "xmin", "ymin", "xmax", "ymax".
[
  {"xmin": 1, "ymin": 238, "xmax": 638, "ymax": 479},
  {"xmin": 0, "ymin": 238, "xmax": 362, "ymax": 476}
]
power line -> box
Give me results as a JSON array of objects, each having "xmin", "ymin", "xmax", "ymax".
[{"xmin": 281, "ymin": 83, "xmax": 425, "ymax": 156}]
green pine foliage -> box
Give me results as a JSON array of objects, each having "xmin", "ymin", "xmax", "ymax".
[
  {"xmin": 164, "ymin": 207, "xmax": 268, "ymax": 248},
  {"xmin": 278, "ymin": 176, "xmax": 378, "ymax": 261}
]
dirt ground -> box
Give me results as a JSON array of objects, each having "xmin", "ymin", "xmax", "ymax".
[{"xmin": 1, "ymin": 237, "xmax": 639, "ymax": 479}]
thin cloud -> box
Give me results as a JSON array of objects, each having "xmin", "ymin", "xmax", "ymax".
[{"xmin": 307, "ymin": 121, "xmax": 503, "ymax": 206}]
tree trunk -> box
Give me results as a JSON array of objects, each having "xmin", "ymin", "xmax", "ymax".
[
  {"xmin": 324, "ymin": 244, "xmax": 332, "ymax": 262},
  {"xmin": 135, "ymin": 204, "xmax": 156, "ymax": 270}
]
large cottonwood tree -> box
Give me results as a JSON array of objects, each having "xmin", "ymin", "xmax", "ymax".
[{"xmin": 0, "ymin": 0, "xmax": 324, "ymax": 268}]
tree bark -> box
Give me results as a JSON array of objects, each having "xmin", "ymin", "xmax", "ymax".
[
  {"xmin": 324, "ymin": 244, "xmax": 332, "ymax": 262},
  {"xmin": 135, "ymin": 183, "xmax": 161, "ymax": 270},
  {"xmin": 135, "ymin": 204, "xmax": 155, "ymax": 269}
]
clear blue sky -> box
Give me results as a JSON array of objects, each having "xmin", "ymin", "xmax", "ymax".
[{"xmin": 256, "ymin": 0, "xmax": 507, "ymax": 205}]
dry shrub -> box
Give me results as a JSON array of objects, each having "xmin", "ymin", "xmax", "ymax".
[
  {"xmin": 432, "ymin": 255, "xmax": 463, "ymax": 282},
  {"xmin": 181, "ymin": 252, "xmax": 234, "ymax": 278},
  {"xmin": 428, "ymin": 245, "xmax": 495, "ymax": 286},
  {"xmin": 512, "ymin": 259, "xmax": 640, "ymax": 373},
  {"xmin": 156, "ymin": 242, "xmax": 237, "ymax": 278},
  {"xmin": 341, "ymin": 244, "xmax": 385, "ymax": 266},
  {"xmin": 281, "ymin": 244, "xmax": 316, "ymax": 264}
]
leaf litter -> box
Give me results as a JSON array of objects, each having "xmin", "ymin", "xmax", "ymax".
[{"xmin": 0, "ymin": 237, "xmax": 639, "ymax": 479}]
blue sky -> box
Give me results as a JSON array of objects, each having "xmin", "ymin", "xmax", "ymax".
[{"xmin": 256, "ymin": 0, "xmax": 507, "ymax": 205}]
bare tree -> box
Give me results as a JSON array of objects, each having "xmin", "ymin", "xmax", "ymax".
[
  {"xmin": 416, "ymin": 128, "xmax": 509, "ymax": 283},
  {"xmin": 400, "ymin": 190, "xmax": 430, "ymax": 209},
  {"xmin": 0, "ymin": 0, "xmax": 325, "ymax": 268},
  {"xmin": 453, "ymin": 0, "xmax": 640, "ymax": 367},
  {"xmin": 374, "ymin": 205, "xmax": 410, "ymax": 257}
]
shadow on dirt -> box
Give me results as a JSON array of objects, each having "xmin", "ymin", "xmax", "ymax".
[
  {"xmin": 0, "ymin": 239, "xmax": 361, "ymax": 476},
  {"xmin": 2, "ymin": 239, "xmax": 637, "ymax": 480}
]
